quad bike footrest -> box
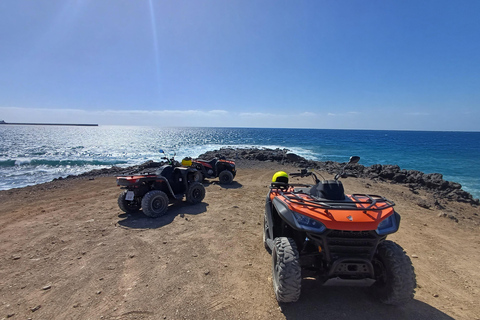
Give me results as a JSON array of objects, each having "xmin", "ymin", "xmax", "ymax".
[{"xmin": 173, "ymin": 193, "xmax": 184, "ymax": 200}]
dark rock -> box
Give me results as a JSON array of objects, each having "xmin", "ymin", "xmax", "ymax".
[
  {"xmin": 393, "ymin": 173, "xmax": 407, "ymax": 183},
  {"xmin": 417, "ymin": 200, "xmax": 431, "ymax": 209},
  {"xmin": 379, "ymin": 165, "xmax": 400, "ymax": 180},
  {"xmin": 285, "ymin": 153, "xmax": 303, "ymax": 162}
]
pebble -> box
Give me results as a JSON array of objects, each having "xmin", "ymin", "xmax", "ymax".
[
  {"xmin": 31, "ymin": 305, "xmax": 41, "ymax": 312},
  {"xmin": 433, "ymin": 294, "xmax": 439, "ymax": 297},
  {"xmin": 411, "ymin": 255, "xmax": 418, "ymax": 258},
  {"xmin": 42, "ymin": 285, "xmax": 52, "ymax": 290},
  {"xmin": 204, "ymin": 270, "xmax": 210, "ymax": 275}
]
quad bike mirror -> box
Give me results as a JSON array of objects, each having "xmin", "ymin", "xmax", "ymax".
[
  {"xmin": 335, "ymin": 156, "xmax": 360, "ymax": 181},
  {"xmin": 349, "ymin": 156, "xmax": 360, "ymax": 164}
]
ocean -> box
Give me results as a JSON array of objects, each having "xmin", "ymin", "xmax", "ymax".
[{"xmin": 1, "ymin": 125, "xmax": 479, "ymax": 199}]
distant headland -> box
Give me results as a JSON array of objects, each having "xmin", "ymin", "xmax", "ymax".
[{"xmin": 0, "ymin": 120, "xmax": 98, "ymax": 127}]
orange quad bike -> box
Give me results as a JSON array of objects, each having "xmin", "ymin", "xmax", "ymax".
[
  {"xmin": 182, "ymin": 156, "xmax": 236, "ymax": 184},
  {"xmin": 263, "ymin": 156, "xmax": 416, "ymax": 304}
]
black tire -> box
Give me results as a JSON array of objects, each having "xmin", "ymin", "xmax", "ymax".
[
  {"xmin": 193, "ymin": 171, "xmax": 204, "ymax": 183},
  {"xmin": 186, "ymin": 182, "xmax": 205, "ymax": 204},
  {"xmin": 141, "ymin": 190, "xmax": 169, "ymax": 218},
  {"xmin": 117, "ymin": 191, "xmax": 141, "ymax": 214},
  {"xmin": 218, "ymin": 170, "xmax": 234, "ymax": 184},
  {"xmin": 272, "ymin": 237, "xmax": 301, "ymax": 303},
  {"xmin": 371, "ymin": 240, "xmax": 417, "ymax": 305}
]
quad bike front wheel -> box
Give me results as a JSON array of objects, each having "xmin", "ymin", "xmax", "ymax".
[
  {"xmin": 218, "ymin": 170, "xmax": 234, "ymax": 184},
  {"xmin": 141, "ymin": 190, "xmax": 169, "ymax": 218},
  {"xmin": 186, "ymin": 182, "xmax": 206, "ymax": 204},
  {"xmin": 193, "ymin": 171, "xmax": 204, "ymax": 183},
  {"xmin": 371, "ymin": 240, "xmax": 417, "ymax": 305},
  {"xmin": 117, "ymin": 190, "xmax": 141, "ymax": 214},
  {"xmin": 272, "ymin": 237, "xmax": 302, "ymax": 303}
]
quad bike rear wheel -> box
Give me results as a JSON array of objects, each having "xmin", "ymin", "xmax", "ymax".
[
  {"xmin": 272, "ymin": 237, "xmax": 301, "ymax": 303},
  {"xmin": 186, "ymin": 182, "xmax": 206, "ymax": 204},
  {"xmin": 218, "ymin": 170, "xmax": 234, "ymax": 184},
  {"xmin": 141, "ymin": 190, "xmax": 169, "ymax": 218},
  {"xmin": 117, "ymin": 190, "xmax": 141, "ymax": 214},
  {"xmin": 371, "ymin": 240, "xmax": 416, "ymax": 305}
]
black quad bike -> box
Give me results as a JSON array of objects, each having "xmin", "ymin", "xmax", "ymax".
[
  {"xmin": 264, "ymin": 156, "xmax": 416, "ymax": 305},
  {"xmin": 116, "ymin": 151, "xmax": 205, "ymax": 218},
  {"xmin": 183, "ymin": 156, "xmax": 236, "ymax": 184}
]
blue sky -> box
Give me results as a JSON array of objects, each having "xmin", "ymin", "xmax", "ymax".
[{"xmin": 1, "ymin": 0, "xmax": 479, "ymax": 130}]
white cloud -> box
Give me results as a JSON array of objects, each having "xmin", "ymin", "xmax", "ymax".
[
  {"xmin": 327, "ymin": 111, "xmax": 360, "ymax": 117},
  {"xmin": 239, "ymin": 112, "xmax": 275, "ymax": 117},
  {"xmin": 300, "ymin": 112, "xmax": 316, "ymax": 117}
]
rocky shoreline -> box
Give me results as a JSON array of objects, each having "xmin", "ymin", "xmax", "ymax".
[{"xmin": 59, "ymin": 147, "xmax": 479, "ymax": 206}]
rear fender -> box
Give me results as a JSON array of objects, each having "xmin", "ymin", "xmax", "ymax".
[
  {"xmin": 216, "ymin": 161, "xmax": 235, "ymax": 174},
  {"xmin": 152, "ymin": 178, "xmax": 175, "ymax": 198}
]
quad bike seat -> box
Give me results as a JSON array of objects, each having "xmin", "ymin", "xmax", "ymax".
[
  {"xmin": 156, "ymin": 165, "xmax": 173, "ymax": 178},
  {"xmin": 197, "ymin": 159, "xmax": 218, "ymax": 168},
  {"xmin": 309, "ymin": 180, "xmax": 346, "ymax": 201}
]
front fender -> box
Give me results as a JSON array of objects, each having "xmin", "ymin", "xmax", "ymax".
[{"xmin": 272, "ymin": 197, "xmax": 301, "ymax": 230}]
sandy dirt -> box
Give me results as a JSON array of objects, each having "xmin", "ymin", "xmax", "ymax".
[{"xmin": 1, "ymin": 161, "xmax": 479, "ymax": 320}]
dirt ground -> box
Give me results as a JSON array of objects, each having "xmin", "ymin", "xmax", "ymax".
[{"xmin": 1, "ymin": 161, "xmax": 479, "ymax": 320}]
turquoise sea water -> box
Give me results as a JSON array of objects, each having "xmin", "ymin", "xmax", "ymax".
[{"xmin": 1, "ymin": 126, "xmax": 479, "ymax": 199}]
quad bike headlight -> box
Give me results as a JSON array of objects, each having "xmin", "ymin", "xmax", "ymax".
[
  {"xmin": 292, "ymin": 211, "xmax": 326, "ymax": 233},
  {"xmin": 376, "ymin": 213, "xmax": 399, "ymax": 235}
]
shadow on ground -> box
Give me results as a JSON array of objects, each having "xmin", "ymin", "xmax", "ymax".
[
  {"xmin": 204, "ymin": 181, "xmax": 243, "ymax": 189},
  {"xmin": 117, "ymin": 202, "xmax": 208, "ymax": 229},
  {"xmin": 280, "ymin": 279, "xmax": 454, "ymax": 320}
]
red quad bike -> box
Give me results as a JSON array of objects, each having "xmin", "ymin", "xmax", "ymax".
[
  {"xmin": 116, "ymin": 150, "xmax": 205, "ymax": 218},
  {"xmin": 264, "ymin": 156, "xmax": 416, "ymax": 305},
  {"xmin": 184, "ymin": 156, "xmax": 236, "ymax": 184}
]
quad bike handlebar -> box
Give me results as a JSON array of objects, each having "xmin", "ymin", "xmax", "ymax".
[
  {"xmin": 290, "ymin": 155, "xmax": 360, "ymax": 183},
  {"xmin": 289, "ymin": 169, "xmax": 321, "ymax": 184}
]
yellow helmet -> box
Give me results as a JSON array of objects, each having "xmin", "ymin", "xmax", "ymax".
[{"xmin": 272, "ymin": 171, "xmax": 289, "ymax": 184}]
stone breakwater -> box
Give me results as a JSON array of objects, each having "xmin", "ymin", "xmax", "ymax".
[{"xmin": 58, "ymin": 147, "xmax": 478, "ymax": 206}]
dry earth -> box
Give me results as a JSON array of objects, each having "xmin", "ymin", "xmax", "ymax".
[{"xmin": 1, "ymin": 161, "xmax": 479, "ymax": 320}]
